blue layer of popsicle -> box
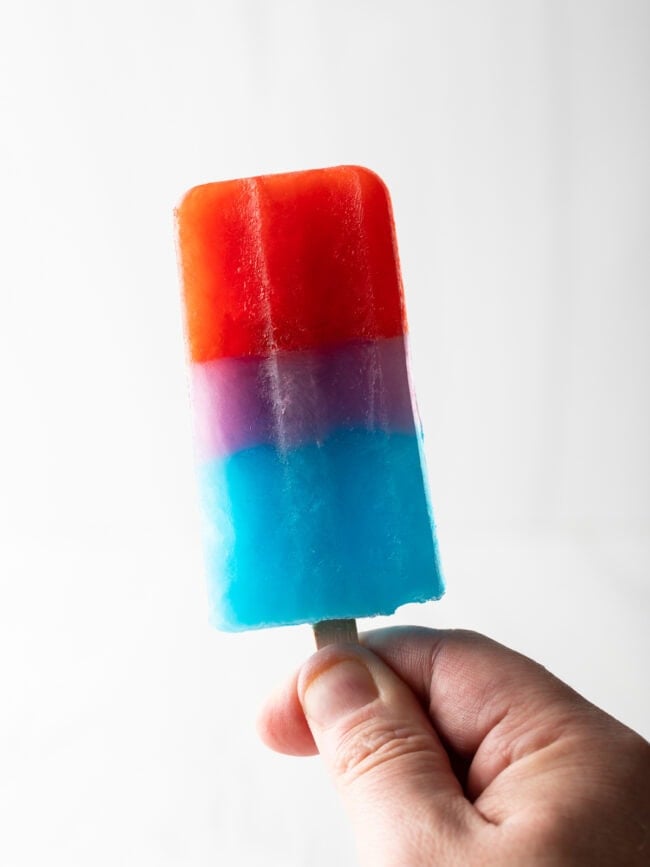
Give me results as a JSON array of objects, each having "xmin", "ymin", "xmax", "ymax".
[{"xmin": 199, "ymin": 429, "xmax": 444, "ymax": 630}]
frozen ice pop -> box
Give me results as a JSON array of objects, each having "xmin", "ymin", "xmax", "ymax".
[{"xmin": 176, "ymin": 165, "xmax": 443, "ymax": 631}]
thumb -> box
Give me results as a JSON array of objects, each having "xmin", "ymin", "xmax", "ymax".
[{"xmin": 297, "ymin": 644, "xmax": 481, "ymax": 865}]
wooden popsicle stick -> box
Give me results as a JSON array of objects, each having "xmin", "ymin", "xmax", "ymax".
[{"xmin": 313, "ymin": 619, "xmax": 359, "ymax": 649}]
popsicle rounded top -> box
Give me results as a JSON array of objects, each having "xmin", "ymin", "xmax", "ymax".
[{"xmin": 176, "ymin": 165, "xmax": 407, "ymax": 362}]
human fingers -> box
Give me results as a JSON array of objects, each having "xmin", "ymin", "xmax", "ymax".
[
  {"xmin": 257, "ymin": 669, "xmax": 317, "ymax": 756},
  {"xmin": 361, "ymin": 627, "xmax": 621, "ymax": 799},
  {"xmin": 259, "ymin": 627, "xmax": 581, "ymax": 776},
  {"xmin": 294, "ymin": 643, "xmax": 487, "ymax": 865}
]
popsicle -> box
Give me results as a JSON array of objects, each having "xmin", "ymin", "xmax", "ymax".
[{"xmin": 176, "ymin": 165, "xmax": 443, "ymax": 632}]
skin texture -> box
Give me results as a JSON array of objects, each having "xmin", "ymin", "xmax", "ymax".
[{"xmin": 258, "ymin": 628, "xmax": 650, "ymax": 866}]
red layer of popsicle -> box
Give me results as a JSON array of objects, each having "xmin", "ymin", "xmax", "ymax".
[{"xmin": 177, "ymin": 166, "xmax": 406, "ymax": 362}]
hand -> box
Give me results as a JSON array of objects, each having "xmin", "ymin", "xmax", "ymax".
[{"xmin": 258, "ymin": 628, "xmax": 650, "ymax": 866}]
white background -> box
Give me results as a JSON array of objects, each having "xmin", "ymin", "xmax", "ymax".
[{"xmin": 1, "ymin": 1, "xmax": 648, "ymax": 865}]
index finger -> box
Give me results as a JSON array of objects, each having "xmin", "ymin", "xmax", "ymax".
[{"xmin": 361, "ymin": 627, "xmax": 597, "ymax": 797}]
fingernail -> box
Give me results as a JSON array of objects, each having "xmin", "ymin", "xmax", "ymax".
[{"xmin": 302, "ymin": 658, "xmax": 379, "ymax": 728}]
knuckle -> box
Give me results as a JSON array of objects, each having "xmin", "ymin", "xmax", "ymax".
[{"xmin": 332, "ymin": 718, "xmax": 434, "ymax": 785}]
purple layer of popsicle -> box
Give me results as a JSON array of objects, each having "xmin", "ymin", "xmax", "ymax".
[{"xmin": 190, "ymin": 335, "xmax": 418, "ymax": 460}]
